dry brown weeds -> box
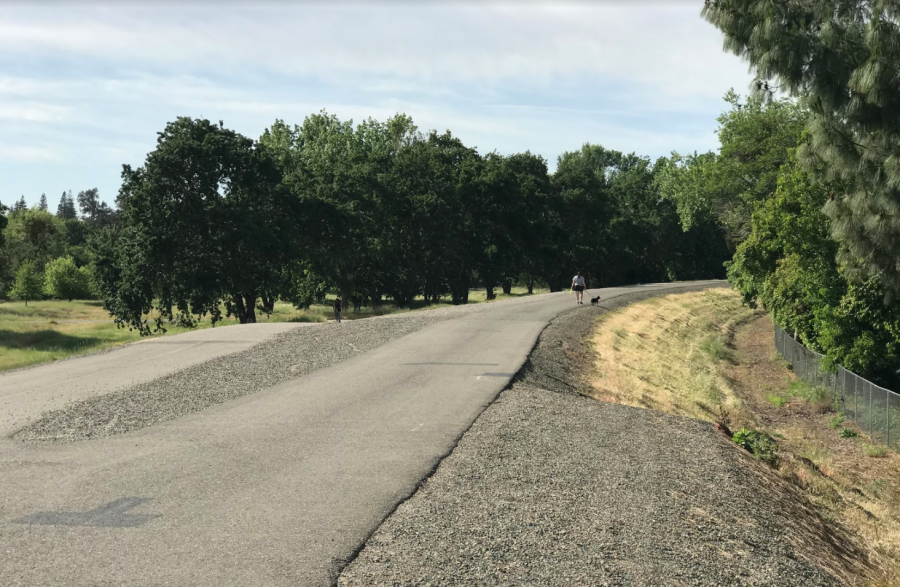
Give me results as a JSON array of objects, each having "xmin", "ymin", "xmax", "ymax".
[{"xmin": 591, "ymin": 289, "xmax": 900, "ymax": 587}]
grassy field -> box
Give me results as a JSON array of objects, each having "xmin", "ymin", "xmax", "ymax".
[
  {"xmin": 0, "ymin": 286, "xmax": 546, "ymax": 373},
  {"xmin": 591, "ymin": 289, "xmax": 900, "ymax": 587}
]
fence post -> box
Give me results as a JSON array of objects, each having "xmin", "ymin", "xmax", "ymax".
[
  {"xmin": 887, "ymin": 388, "xmax": 891, "ymax": 448},
  {"xmin": 869, "ymin": 381, "xmax": 874, "ymax": 437}
]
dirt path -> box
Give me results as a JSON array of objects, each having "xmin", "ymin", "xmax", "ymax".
[{"xmin": 338, "ymin": 289, "xmax": 847, "ymax": 586}]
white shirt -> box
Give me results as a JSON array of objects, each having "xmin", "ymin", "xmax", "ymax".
[{"xmin": 572, "ymin": 275, "xmax": 585, "ymax": 287}]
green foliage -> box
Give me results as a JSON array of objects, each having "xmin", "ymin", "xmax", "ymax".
[
  {"xmin": 44, "ymin": 256, "xmax": 95, "ymax": 300},
  {"xmin": 828, "ymin": 414, "xmax": 845, "ymax": 429},
  {"xmin": 656, "ymin": 93, "xmax": 805, "ymax": 247},
  {"xmin": 99, "ymin": 117, "xmax": 298, "ymax": 333},
  {"xmin": 766, "ymin": 380, "xmax": 830, "ymax": 408},
  {"xmin": 703, "ymin": 0, "xmax": 900, "ymax": 297},
  {"xmin": 732, "ymin": 427, "xmax": 779, "ymax": 466},
  {"xmin": 8, "ymin": 260, "xmax": 44, "ymax": 305},
  {"xmin": 727, "ymin": 150, "xmax": 900, "ymax": 378},
  {"xmin": 839, "ymin": 428, "xmax": 859, "ymax": 439}
]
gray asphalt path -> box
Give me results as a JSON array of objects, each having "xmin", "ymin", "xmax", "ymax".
[{"xmin": 0, "ymin": 282, "xmax": 722, "ymax": 587}]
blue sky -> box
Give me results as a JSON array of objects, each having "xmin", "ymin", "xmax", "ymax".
[{"xmin": 1, "ymin": 2, "xmax": 753, "ymax": 209}]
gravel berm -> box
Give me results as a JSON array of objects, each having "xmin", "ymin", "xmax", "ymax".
[
  {"xmin": 337, "ymin": 289, "xmax": 850, "ymax": 587},
  {"xmin": 12, "ymin": 293, "xmax": 558, "ymax": 442}
]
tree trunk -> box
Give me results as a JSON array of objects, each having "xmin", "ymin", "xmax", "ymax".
[
  {"xmin": 243, "ymin": 294, "xmax": 257, "ymax": 323},
  {"xmin": 261, "ymin": 293, "xmax": 275, "ymax": 314},
  {"xmin": 527, "ymin": 276, "xmax": 534, "ymax": 295},
  {"xmin": 502, "ymin": 280, "xmax": 512, "ymax": 295},
  {"xmin": 233, "ymin": 295, "xmax": 248, "ymax": 324}
]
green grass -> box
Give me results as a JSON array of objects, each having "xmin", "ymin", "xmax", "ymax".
[
  {"xmin": 699, "ymin": 334, "xmax": 732, "ymax": 362},
  {"xmin": 862, "ymin": 443, "xmax": 888, "ymax": 458},
  {"xmin": 0, "ymin": 286, "xmax": 548, "ymax": 372},
  {"xmin": 766, "ymin": 380, "xmax": 831, "ymax": 408},
  {"xmin": 828, "ymin": 414, "xmax": 845, "ymax": 429}
]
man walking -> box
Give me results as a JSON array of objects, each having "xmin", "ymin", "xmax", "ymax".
[{"xmin": 571, "ymin": 271, "xmax": 586, "ymax": 305}]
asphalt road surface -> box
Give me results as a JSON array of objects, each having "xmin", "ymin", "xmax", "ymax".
[{"xmin": 1, "ymin": 282, "xmax": 722, "ymax": 587}]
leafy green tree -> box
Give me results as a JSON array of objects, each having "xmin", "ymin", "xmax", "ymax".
[
  {"xmin": 703, "ymin": 0, "xmax": 900, "ymax": 295},
  {"xmin": 2, "ymin": 209, "xmax": 65, "ymax": 272},
  {"xmin": 44, "ymin": 256, "xmax": 95, "ymax": 300},
  {"xmin": 101, "ymin": 117, "xmax": 298, "ymax": 333},
  {"xmin": 8, "ymin": 260, "xmax": 43, "ymax": 305},
  {"xmin": 656, "ymin": 93, "xmax": 805, "ymax": 248}
]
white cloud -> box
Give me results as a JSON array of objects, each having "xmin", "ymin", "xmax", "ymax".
[{"xmin": 0, "ymin": 2, "xmax": 753, "ymax": 205}]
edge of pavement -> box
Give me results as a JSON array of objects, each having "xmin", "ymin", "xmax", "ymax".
[{"xmin": 329, "ymin": 280, "xmax": 728, "ymax": 586}]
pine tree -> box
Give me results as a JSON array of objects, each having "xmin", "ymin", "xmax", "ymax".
[
  {"xmin": 56, "ymin": 190, "xmax": 77, "ymax": 220},
  {"xmin": 703, "ymin": 0, "xmax": 900, "ymax": 296},
  {"xmin": 12, "ymin": 195, "xmax": 27, "ymax": 214},
  {"xmin": 38, "ymin": 193, "xmax": 48, "ymax": 211}
]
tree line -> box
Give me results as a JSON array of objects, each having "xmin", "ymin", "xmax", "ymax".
[
  {"xmin": 0, "ymin": 189, "xmax": 117, "ymax": 304},
  {"xmin": 655, "ymin": 1, "xmax": 900, "ymax": 388},
  {"xmin": 0, "ymin": 114, "xmax": 728, "ymax": 332}
]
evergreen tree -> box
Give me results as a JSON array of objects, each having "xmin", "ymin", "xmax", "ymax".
[
  {"xmin": 38, "ymin": 193, "xmax": 48, "ymax": 211},
  {"xmin": 12, "ymin": 196, "xmax": 27, "ymax": 214},
  {"xmin": 56, "ymin": 190, "xmax": 77, "ymax": 220},
  {"xmin": 703, "ymin": 0, "xmax": 900, "ymax": 297}
]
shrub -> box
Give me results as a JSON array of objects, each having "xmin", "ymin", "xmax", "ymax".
[
  {"xmin": 839, "ymin": 428, "xmax": 859, "ymax": 439},
  {"xmin": 44, "ymin": 256, "xmax": 95, "ymax": 300},
  {"xmin": 732, "ymin": 427, "xmax": 779, "ymax": 466},
  {"xmin": 828, "ymin": 414, "xmax": 845, "ymax": 429},
  {"xmin": 8, "ymin": 260, "xmax": 44, "ymax": 305}
]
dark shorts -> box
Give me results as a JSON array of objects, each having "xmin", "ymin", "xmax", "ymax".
[{"xmin": 573, "ymin": 285, "xmax": 585, "ymax": 292}]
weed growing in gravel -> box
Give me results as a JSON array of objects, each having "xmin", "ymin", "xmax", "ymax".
[{"xmin": 839, "ymin": 428, "xmax": 859, "ymax": 439}]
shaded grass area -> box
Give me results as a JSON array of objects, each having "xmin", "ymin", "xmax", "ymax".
[
  {"xmin": 0, "ymin": 286, "xmax": 548, "ymax": 372},
  {"xmin": 590, "ymin": 289, "xmax": 900, "ymax": 587}
]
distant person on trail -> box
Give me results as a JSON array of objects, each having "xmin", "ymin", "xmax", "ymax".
[
  {"xmin": 572, "ymin": 271, "xmax": 586, "ymax": 305},
  {"xmin": 333, "ymin": 298, "xmax": 342, "ymax": 323}
]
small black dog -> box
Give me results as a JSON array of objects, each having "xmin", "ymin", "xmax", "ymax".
[{"xmin": 590, "ymin": 295, "xmax": 601, "ymax": 306}]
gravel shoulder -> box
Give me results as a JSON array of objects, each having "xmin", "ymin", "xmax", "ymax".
[
  {"xmin": 12, "ymin": 293, "xmax": 557, "ymax": 442},
  {"xmin": 338, "ymin": 288, "xmax": 846, "ymax": 587}
]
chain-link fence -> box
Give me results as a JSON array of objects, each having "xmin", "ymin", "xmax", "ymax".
[{"xmin": 774, "ymin": 324, "xmax": 900, "ymax": 450}]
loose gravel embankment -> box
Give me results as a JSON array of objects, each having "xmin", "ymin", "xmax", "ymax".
[
  {"xmin": 338, "ymin": 289, "xmax": 847, "ymax": 587},
  {"xmin": 13, "ymin": 294, "xmax": 556, "ymax": 442}
]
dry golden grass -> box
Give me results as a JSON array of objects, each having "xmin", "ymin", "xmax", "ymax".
[
  {"xmin": 590, "ymin": 288, "xmax": 900, "ymax": 587},
  {"xmin": 591, "ymin": 288, "xmax": 758, "ymax": 427}
]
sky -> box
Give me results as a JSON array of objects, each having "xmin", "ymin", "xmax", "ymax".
[{"xmin": 0, "ymin": 1, "xmax": 753, "ymax": 209}]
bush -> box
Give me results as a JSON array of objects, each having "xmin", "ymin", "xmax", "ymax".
[
  {"xmin": 732, "ymin": 427, "xmax": 779, "ymax": 466},
  {"xmin": 828, "ymin": 414, "xmax": 845, "ymax": 429},
  {"xmin": 839, "ymin": 428, "xmax": 859, "ymax": 439},
  {"xmin": 44, "ymin": 256, "xmax": 95, "ymax": 300},
  {"xmin": 8, "ymin": 260, "xmax": 44, "ymax": 305}
]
